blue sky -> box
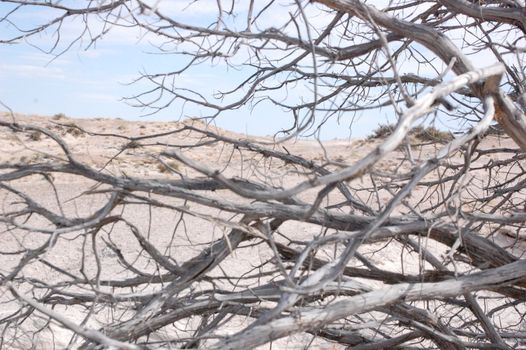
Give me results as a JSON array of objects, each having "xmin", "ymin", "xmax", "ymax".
[
  {"xmin": 0, "ymin": 1, "xmax": 404, "ymax": 140},
  {"xmin": 1, "ymin": 1, "xmax": 501, "ymax": 139}
]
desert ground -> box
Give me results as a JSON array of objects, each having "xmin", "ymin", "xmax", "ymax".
[{"xmin": 0, "ymin": 112, "xmax": 524, "ymax": 349}]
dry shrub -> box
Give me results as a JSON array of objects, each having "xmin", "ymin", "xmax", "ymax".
[
  {"xmin": 29, "ymin": 131, "xmax": 42, "ymax": 141},
  {"xmin": 334, "ymin": 155, "xmax": 345, "ymax": 162},
  {"xmin": 484, "ymin": 124, "xmax": 505, "ymax": 136},
  {"xmin": 52, "ymin": 113, "xmax": 66, "ymax": 120},
  {"xmin": 123, "ymin": 140, "xmax": 141, "ymax": 150},
  {"xmin": 157, "ymin": 160, "xmax": 180, "ymax": 173},
  {"xmin": 367, "ymin": 124, "xmax": 395, "ymax": 139},
  {"xmin": 411, "ymin": 126, "xmax": 453, "ymax": 143},
  {"xmin": 368, "ymin": 124, "xmax": 452, "ymax": 143},
  {"xmin": 66, "ymin": 125, "xmax": 83, "ymax": 137}
]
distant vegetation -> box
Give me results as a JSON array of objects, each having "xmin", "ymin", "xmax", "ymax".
[
  {"xmin": 367, "ymin": 123, "xmax": 395, "ymax": 139},
  {"xmin": 52, "ymin": 113, "xmax": 66, "ymax": 120},
  {"xmin": 368, "ymin": 123, "xmax": 453, "ymax": 143},
  {"xmin": 28, "ymin": 130, "xmax": 42, "ymax": 141}
]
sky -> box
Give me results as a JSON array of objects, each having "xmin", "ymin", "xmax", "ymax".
[
  {"xmin": 0, "ymin": 0, "xmax": 402, "ymax": 140},
  {"xmin": 0, "ymin": 0, "xmax": 507, "ymax": 140}
]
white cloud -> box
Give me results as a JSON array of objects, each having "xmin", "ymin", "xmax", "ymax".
[
  {"xmin": 17, "ymin": 52, "xmax": 72, "ymax": 66},
  {"xmin": 0, "ymin": 63, "xmax": 65, "ymax": 80}
]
